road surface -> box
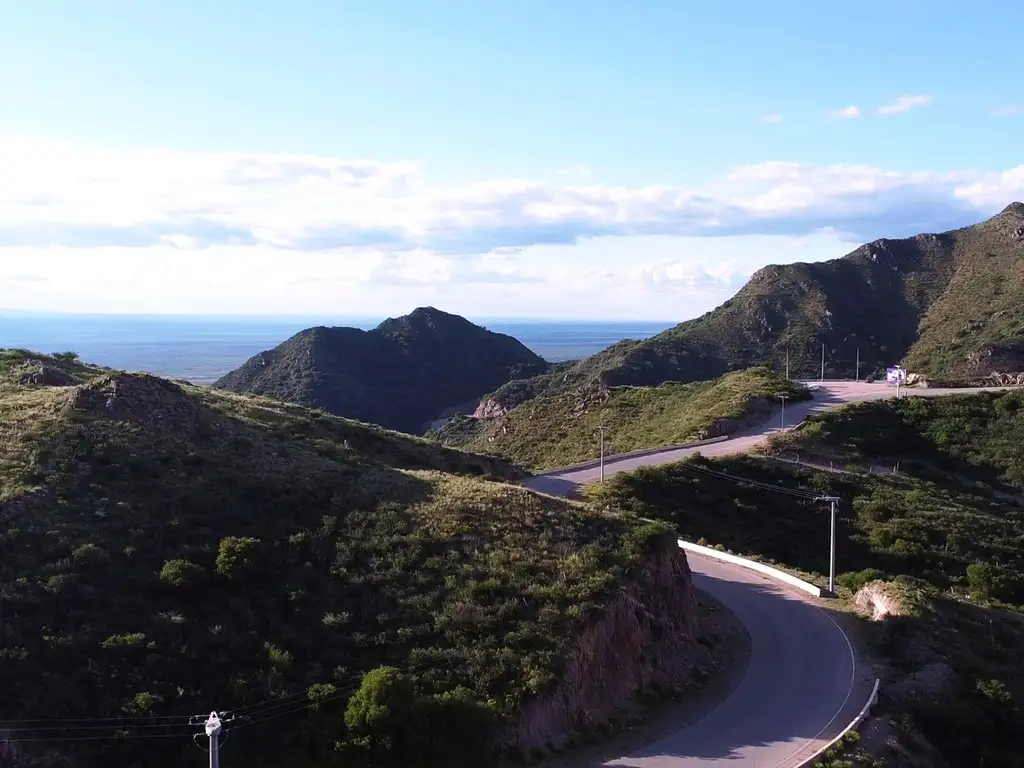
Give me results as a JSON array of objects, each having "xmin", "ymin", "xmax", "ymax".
[
  {"xmin": 525, "ymin": 380, "xmax": 1007, "ymax": 766},
  {"xmin": 603, "ymin": 554, "xmax": 860, "ymax": 767},
  {"xmin": 524, "ymin": 380, "xmax": 1008, "ymax": 496}
]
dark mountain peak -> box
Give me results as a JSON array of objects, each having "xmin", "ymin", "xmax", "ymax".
[
  {"xmin": 376, "ymin": 306, "xmax": 476, "ymax": 337},
  {"xmin": 216, "ymin": 308, "xmax": 547, "ymax": 433}
]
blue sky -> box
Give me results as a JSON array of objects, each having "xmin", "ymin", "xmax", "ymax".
[{"xmin": 1, "ymin": 0, "xmax": 1022, "ymax": 319}]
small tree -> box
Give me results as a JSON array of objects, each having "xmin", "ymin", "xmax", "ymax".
[
  {"xmin": 215, "ymin": 536, "xmax": 262, "ymax": 579},
  {"xmin": 344, "ymin": 667, "xmax": 415, "ymax": 754},
  {"xmin": 967, "ymin": 562, "xmax": 995, "ymax": 599}
]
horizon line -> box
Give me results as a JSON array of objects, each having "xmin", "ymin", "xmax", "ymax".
[{"xmin": 0, "ymin": 308, "xmax": 678, "ymax": 325}]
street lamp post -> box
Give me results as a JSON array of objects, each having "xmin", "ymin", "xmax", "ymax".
[
  {"xmin": 597, "ymin": 425, "xmax": 607, "ymax": 483},
  {"xmin": 815, "ymin": 495, "xmax": 840, "ymax": 593},
  {"xmin": 777, "ymin": 393, "xmax": 789, "ymax": 429}
]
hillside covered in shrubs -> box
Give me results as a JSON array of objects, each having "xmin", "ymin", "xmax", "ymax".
[{"xmin": 0, "ymin": 349, "xmax": 681, "ymax": 768}]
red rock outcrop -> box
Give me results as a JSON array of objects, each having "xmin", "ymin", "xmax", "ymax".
[{"xmin": 508, "ymin": 545, "xmax": 699, "ymax": 752}]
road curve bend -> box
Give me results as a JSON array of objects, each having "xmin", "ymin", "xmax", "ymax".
[
  {"xmin": 524, "ymin": 381, "xmax": 1010, "ymax": 495},
  {"xmin": 603, "ymin": 554, "xmax": 861, "ymax": 767},
  {"xmin": 522, "ymin": 381, "xmax": 1010, "ymax": 766}
]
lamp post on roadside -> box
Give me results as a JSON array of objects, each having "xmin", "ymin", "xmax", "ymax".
[
  {"xmin": 814, "ymin": 495, "xmax": 841, "ymax": 593},
  {"xmin": 596, "ymin": 425, "xmax": 607, "ymax": 483},
  {"xmin": 777, "ymin": 393, "xmax": 789, "ymax": 429}
]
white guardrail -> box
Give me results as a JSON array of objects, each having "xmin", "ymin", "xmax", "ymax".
[
  {"xmin": 677, "ymin": 539, "xmax": 825, "ymax": 597},
  {"xmin": 677, "ymin": 538, "xmax": 881, "ymax": 766},
  {"xmin": 796, "ymin": 678, "xmax": 881, "ymax": 767}
]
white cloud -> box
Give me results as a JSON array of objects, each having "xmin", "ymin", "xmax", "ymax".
[
  {"xmin": 993, "ymin": 105, "xmax": 1024, "ymax": 117},
  {"xmin": 877, "ymin": 94, "xmax": 932, "ymax": 116},
  {"xmin": 2, "ymin": 134, "xmax": 1020, "ymax": 258},
  {"xmin": 827, "ymin": 106, "xmax": 862, "ymax": 120},
  {"xmin": 1, "ymin": 134, "xmax": 1024, "ymax": 318},
  {"xmin": 760, "ymin": 113, "xmax": 784, "ymax": 124}
]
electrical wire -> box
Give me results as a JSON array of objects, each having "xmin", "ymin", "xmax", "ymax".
[
  {"xmin": 1, "ymin": 730, "xmax": 193, "ymax": 744},
  {"xmin": 0, "ymin": 721, "xmax": 198, "ymax": 733},
  {"xmin": 681, "ymin": 461, "xmax": 820, "ymax": 500}
]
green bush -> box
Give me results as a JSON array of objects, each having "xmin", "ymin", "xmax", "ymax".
[
  {"xmin": 215, "ymin": 536, "xmax": 263, "ymax": 578},
  {"xmin": 967, "ymin": 562, "xmax": 995, "ymax": 599},
  {"xmin": 836, "ymin": 568, "xmax": 884, "ymax": 593},
  {"xmin": 344, "ymin": 666, "xmax": 417, "ymax": 752},
  {"xmin": 158, "ymin": 558, "xmax": 206, "ymax": 588}
]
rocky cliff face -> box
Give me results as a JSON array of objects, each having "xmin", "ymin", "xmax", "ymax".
[{"xmin": 507, "ymin": 545, "xmax": 699, "ymax": 753}]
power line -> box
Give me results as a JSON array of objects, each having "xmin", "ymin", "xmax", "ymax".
[
  {"xmin": 681, "ymin": 462, "xmax": 818, "ymax": 500},
  {"xmin": 0, "ymin": 712, "xmax": 201, "ymax": 725},
  {"xmin": 0, "ymin": 721, "xmax": 197, "ymax": 733},
  {"xmin": 1, "ymin": 730, "xmax": 192, "ymax": 744}
]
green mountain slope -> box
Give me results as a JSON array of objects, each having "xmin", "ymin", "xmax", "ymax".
[
  {"xmin": 434, "ymin": 367, "xmax": 807, "ymax": 469},
  {"xmin": 214, "ymin": 307, "xmax": 548, "ymax": 434},
  {"xmin": 487, "ymin": 204, "xmax": 1024, "ymax": 413},
  {"xmin": 0, "ymin": 349, "xmax": 675, "ymax": 768}
]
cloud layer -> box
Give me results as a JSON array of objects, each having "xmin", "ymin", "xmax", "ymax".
[{"xmin": 1, "ymin": 135, "xmax": 1022, "ymax": 257}]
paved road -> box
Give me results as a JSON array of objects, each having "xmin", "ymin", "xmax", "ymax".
[
  {"xmin": 524, "ymin": 380, "xmax": 1009, "ymax": 767},
  {"xmin": 603, "ymin": 554, "xmax": 860, "ymax": 768},
  {"xmin": 524, "ymin": 381, "xmax": 1009, "ymax": 496}
]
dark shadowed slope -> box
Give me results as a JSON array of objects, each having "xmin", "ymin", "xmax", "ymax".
[{"xmin": 214, "ymin": 306, "xmax": 548, "ymax": 433}]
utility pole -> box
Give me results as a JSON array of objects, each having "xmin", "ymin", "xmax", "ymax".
[
  {"xmin": 815, "ymin": 496, "xmax": 840, "ymax": 593},
  {"xmin": 855, "ymin": 348, "xmax": 860, "ymax": 382},
  {"xmin": 820, "ymin": 343, "xmax": 825, "ymax": 382},
  {"xmin": 785, "ymin": 347, "xmax": 790, "ymax": 381},
  {"xmin": 777, "ymin": 392, "xmax": 789, "ymax": 429},
  {"xmin": 205, "ymin": 712, "xmax": 222, "ymax": 768},
  {"xmin": 597, "ymin": 425, "xmax": 606, "ymax": 483}
]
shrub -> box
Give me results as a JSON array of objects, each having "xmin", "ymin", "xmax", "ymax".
[
  {"xmin": 215, "ymin": 536, "xmax": 263, "ymax": 578},
  {"xmin": 836, "ymin": 568, "xmax": 884, "ymax": 594},
  {"xmin": 967, "ymin": 562, "xmax": 995, "ymax": 599},
  {"xmin": 159, "ymin": 558, "xmax": 206, "ymax": 588}
]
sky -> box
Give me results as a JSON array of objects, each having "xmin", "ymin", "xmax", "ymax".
[{"xmin": 2, "ymin": 0, "xmax": 1024, "ymax": 321}]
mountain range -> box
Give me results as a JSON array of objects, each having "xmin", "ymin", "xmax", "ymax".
[{"xmin": 216, "ymin": 204, "xmax": 1024, "ymax": 435}]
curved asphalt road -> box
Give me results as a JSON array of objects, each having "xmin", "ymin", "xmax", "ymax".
[
  {"xmin": 524, "ymin": 380, "xmax": 1010, "ymax": 767},
  {"xmin": 524, "ymin": 381, "xmax": 1010, "ymax": 496},
  {"xmin": 604, "ymin": 555, "xmax": 858, "ymax": 768}
]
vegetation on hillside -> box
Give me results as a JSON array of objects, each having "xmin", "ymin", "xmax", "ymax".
[
  {"xmin": 0, "ymin": 350, "xmax": 670, "ymax": 768},
  {"xmin": 214, "ymin": 307, "xmax": 549, "ymax": 434},
  {"xmin": 434, "ymin": 367, "xmax": 807, "ymax": 470},
  {"xmin": 591, "ymin": 389, "xmax": 1024, "ymax": 766},
  {"xmin": 768, "ymin": 390, "xmax": 1024, "ymax": 491},
  {"xmin": 489, "ymin": 205, "xmax": 1024, "ymax": 417}
]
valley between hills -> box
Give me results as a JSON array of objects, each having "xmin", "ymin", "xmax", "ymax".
[{"xmin": 4, "ymin": 205, "xmax": 1024, "ymax": 768}]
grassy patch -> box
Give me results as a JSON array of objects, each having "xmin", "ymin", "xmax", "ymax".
[{"xmin": 434, "ymin": 367, "xmax": 807, "ymax": 469}]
